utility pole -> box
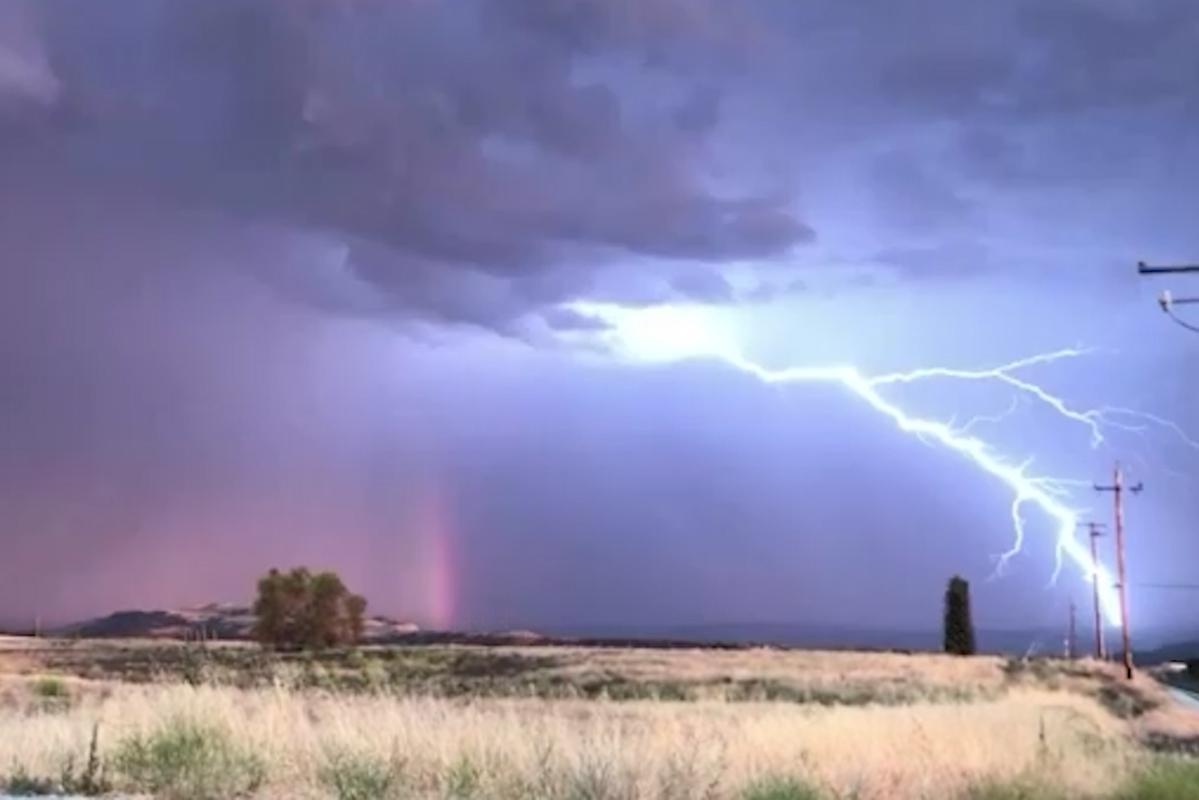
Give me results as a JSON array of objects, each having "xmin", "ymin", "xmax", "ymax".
[
  {"xmin": 1094, "ymin": 465, "xmax": 1143, "ymax": 680},
  {"xmin": 1082, "ymin": 522, "xmax": 1108, "ymax": 660},
  {"xmin": 1067, "ymin": 600, "xmax": 1077, "ymax": 660}
]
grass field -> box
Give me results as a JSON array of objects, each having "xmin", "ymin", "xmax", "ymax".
[{"xmin": 2, "ymin": 636, "xmax": 1198, "ymax": 799}]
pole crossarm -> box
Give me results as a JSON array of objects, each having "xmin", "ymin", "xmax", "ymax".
[{"xmin": 1138, "ymin": 260, "xmax": 1199, "ymax": 274}]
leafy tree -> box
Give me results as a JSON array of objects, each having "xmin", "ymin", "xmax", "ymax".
[
  {"xmin": 311, "ymin": 571, "xmax": 357, "ymax": 649},
  {"xmin": 252, "ymin": 567, "xmax": 368, "ymax": 650},
  {"xmin": 345, "ymin": 593, "xmax": 367, "ymax": 645},
  {"xmin": 252, "ymin": 569, "xmax": 286, "ymax": 645},
  {"xmin": 943, "ymin": 575, "xmax": 976, "ymax": 656}
]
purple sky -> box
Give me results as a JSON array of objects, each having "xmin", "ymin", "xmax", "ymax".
[{"xmin": 2, "ymin": 0, "xmax": 1197, "ymax": 633}]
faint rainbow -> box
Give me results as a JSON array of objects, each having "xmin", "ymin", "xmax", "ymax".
[{"xmin": 416, "ymin": 480, "xmax": 457, "ymax": 630}]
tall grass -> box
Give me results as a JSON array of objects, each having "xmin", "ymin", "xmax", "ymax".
[
  {"xmin": 0, "ymin": 680, "xmax": 1141, "ymax": 799},
  {"xmin": 2, "ymin": 646, "xmax": 1195, "ymax": 799}
]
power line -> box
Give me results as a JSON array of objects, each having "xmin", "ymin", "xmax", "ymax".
[
  {"xmin": 1133, "ymin": 583, "xmax": 1199, "ymax": 590},
  {"xmin": 1165, "ymin": 307, "xmax": 1199, "ymax": 334}
]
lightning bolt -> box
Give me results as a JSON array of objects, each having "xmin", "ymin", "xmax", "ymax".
[
  {"xmin": 565, "ymin": 302, "xmax": 1198, "ymax": 628},
  {"xmin": 717, "ymin": 351, "xmax": 1122, "ymax": 625}
]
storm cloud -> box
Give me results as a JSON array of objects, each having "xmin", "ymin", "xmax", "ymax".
[{"xmin": 2, "ymin": 0, "xmax": 1198, "ymax": 632}]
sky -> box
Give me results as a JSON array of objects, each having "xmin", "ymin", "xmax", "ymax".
[{"xmin": 1, "ymin": 0, "xmax": 1197, "ymax": 635}]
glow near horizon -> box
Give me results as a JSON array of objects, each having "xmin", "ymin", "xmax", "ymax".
[{"xmin": 569, "ymin": 301, "xmax": 1125, "ymax": 627}]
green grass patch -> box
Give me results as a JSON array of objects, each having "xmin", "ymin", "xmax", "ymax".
[
  {"xmin": 113, "ymin": 718, "xmax": 264, "ymax": 800},
  {"xmin": 30, "ymin": 676, "xmax": 72, "ymax": 712},
  {"xmin": 741, "ymin": 775, "xmax": 823, "ymax": 800},
  {"xmin": 1116, "ymin": 756, "xmax": 1199, "ymax": 799},
  {"xmin": 319, "ymin": 751, "xmax": 398, "ymax": 800},
  {"xmin": 444, "ymin": 755, "xmax": 482, "ymax": 798},
  {"xmin": 30, "ymin": 676, "xmax": 68, "ymax": 700},
  {"xmin": 960, "ymin": 777, "xmax": 1067, "ymax": 799}
]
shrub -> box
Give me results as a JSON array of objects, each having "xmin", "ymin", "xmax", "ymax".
[
  {"xmin": 1116, "ymin": 757, "xmax": 1199, "ymax": 799},
  {"xmin": 1095, "ymin": 683, "xmax": 1158, "ymax": 719},
  {"xmin": 31, "ymin": 676, "xmax": 68, "ymax": 700},
  {"xmin": 741, "ymin": 775, "xmax": 823, "ymax": 800},
  {"xmin": 113, "ymin": 719, "xmax": 264, "ymax": 800},
  {"xmin": 31, "ymin": 676, "xmax": 71, "ymax": 712},
  {"xmin": 319, "ymin": 751, "xmax": 397, "ymax": 800},
  {"xmin": 3, "ymin": 766, "xmax": 57, "ymax": 796}
]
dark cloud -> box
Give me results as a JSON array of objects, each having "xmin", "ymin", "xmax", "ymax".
[
  {"xmin": 8, "ymin": 0, "xmax": 1197, "ymax": 306},
  {"xmin": 669, "ymin": 269, "xmax": 735, "ymax": 303},
  {"xmin": 1, "ymin": 0, "xmax": 810, "ymax": 333}
]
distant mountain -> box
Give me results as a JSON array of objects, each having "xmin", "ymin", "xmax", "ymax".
[{"xmin": 55, "ymin": 603, "xmax": 420, "ymax": 642}]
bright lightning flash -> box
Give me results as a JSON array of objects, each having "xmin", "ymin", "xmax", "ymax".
[{"xmin": 567, "ymin": 302, "xmax": 1196, "ymax": 628}]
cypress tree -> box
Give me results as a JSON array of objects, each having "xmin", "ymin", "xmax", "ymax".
[{"xmin": 943, "ymin": 575, "xmax": 976, "ymax": 656}]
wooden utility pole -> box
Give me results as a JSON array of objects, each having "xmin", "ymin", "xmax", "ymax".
[
  {"xmin": 1080, "ymin": 521, "xmax": 1107, "ymax": 660},
  {"xmin": 1094, "ymin": 465, "xmax": 1142, "ymax": 680},
  {"xmin": 1067, "ymin": 600, "xmax": 1077, "ymax": 660}
]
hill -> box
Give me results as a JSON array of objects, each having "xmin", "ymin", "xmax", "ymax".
[{"xmin": 54, "ymin": 603, "xmax": 420, "ymax": 642}]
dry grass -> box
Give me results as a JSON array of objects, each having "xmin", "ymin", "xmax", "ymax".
[
  {"xmin": 0, "ymin": 681, "xmax": 1137, "ymax": 799},
  {"xmin": 1, "ymin": 640, "xmax": 1196, "ymax": 799}
]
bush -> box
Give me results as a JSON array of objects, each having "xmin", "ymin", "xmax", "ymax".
[
  {"xmin": 3, "ymin": 766, "xmax": 57, "ymax": 796},
  {"xmin": 319, "ymin": 751, "xmax": 397, "ymax": 800},
  {"xmin": 113, "ymin": 719, "xmax": 264, "ymax": 800},
  {"xmin": 741, "ymin": 775, "xmax": 823, "ymax": 800},
  {"xmin": 1095, "ymin": 683, "xmax": 1158, "ymax": 719},
  {"xmin": 31, "ymin": 676, "xmax": 68, "ymax": 700},
  {"xmin": 1116, "ymin": 757, "xmax": 1199, "ymax": 799},
  {"xmin": 31, "ymin": 676, "xmax": 71, "ymax": 712}
]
